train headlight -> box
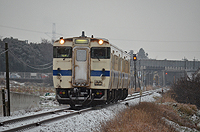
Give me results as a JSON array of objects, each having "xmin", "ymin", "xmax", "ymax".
[
  {"xmin": 98, "ymin": 39, "xmax": 104, "ymax": 45},
  {"xmin": 94, "ymin": 80, "xmax": 102, "ymax": 86},
  {"xmin": 59, "ymin": 39, "xmax": 65, "ymax": 45}
]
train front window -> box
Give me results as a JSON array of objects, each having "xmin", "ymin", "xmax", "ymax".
[
  {"xmin": 53, "ymin": 46, "xmax": 72, "ymax": 58},
  {"xmin": 76, "ymin": 50, "xmax": 86, "ymax": 61},
  {"xmin": 91, "ymin": 47, "xmax": 110, "ymax": 59}
]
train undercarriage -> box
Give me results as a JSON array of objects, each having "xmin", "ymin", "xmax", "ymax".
[{"xmin": 56, "ymin": 88, "xmax": 128, "ymax": 107}]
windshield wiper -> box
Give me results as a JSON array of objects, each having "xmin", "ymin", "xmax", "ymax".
[{"xmin": 95, "ymin": 54, "xmax": 100, "ymax": 61}]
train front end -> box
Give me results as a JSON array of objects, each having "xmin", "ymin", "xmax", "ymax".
[{"xmin": 53, "ymin": 32, "xmax": 111, "ymax": 106}]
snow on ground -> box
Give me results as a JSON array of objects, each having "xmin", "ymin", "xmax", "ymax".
[
  {"xmin": 1, "ymin": 89, "xmax": 199, "ymax": 132},
  {"xmin": 31, "ymin": 92, "xmax": 161, "ymax": 132},
  {"xmin": 163, "ymin": 117, "xmax": 199, "ymax": 132},
  {"xmin": 0, "ymin": 90, "xmax": 162, "ymax": 132}
]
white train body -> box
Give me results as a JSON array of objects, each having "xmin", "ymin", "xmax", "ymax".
[{"xmin": 53, "ymin": 32, "xmax": 130, "ymax": 106}]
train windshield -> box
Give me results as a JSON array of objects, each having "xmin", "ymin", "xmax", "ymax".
[
  {"xmin": 53, "ymin": 46, "xmax": 72, "ymax": 58},
  {"xmin": 91, "ymin": 47, "xmax": 110, "ymax": 59}
]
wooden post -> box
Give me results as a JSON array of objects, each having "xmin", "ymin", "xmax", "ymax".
[
  {"xmin": 5, "ymin": 43, "xmax": 10, "ymax": 116},
  {"xmin": 133, "ymin": 54, "xmax": 137, "ymax": 91},
  {"xmin": 2, "ymin": 89, "xmax": 6, "ymax": 116},
  {"xmin": 139, "ymin": 90, "xmax": 142, "ymax": 103}
]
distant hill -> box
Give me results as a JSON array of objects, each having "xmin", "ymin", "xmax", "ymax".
[{"xmin": 0, "ymin": 37, "xmax": 53, "ymax": 72}]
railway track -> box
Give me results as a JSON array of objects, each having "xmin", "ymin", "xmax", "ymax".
[
  {"xmin": 125, "ymin": 90, "xmax": 153, "ymax": 102},
  {"xmin": 0, "ymin": 107, "xmax": 92, "ymax": 132},
  {"xmin": 0, "ymin": 90, "xmax": 155, "ymax": 132}
]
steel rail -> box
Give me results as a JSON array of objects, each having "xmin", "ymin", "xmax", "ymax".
[
  {"xmin": 0, "ymin": 107, "xmax": 69, "ymax": 126},
  {"xmin": 124, "ymin": 91, "xmax": 153, "ymax": 102},
  {"xmin": 0, "ymin": 107, "xmax": 92, "ymax": 132}
]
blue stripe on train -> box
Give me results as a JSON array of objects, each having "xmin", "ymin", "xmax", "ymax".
[
  {"xmin": 53, "ymin": 70, "xmax": 72, "ymax": 76},
  {"xmin": 53, "ymin": 70, "xmax": 110, "ymax": 77},
  {"xmin": 90, "ymin": 70, "xmax": 110, "ymax": 77}
]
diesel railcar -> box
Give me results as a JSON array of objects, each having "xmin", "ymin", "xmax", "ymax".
[{"xmin": 53, "ymin": 31, "xmax": 130, "ymax": 107}]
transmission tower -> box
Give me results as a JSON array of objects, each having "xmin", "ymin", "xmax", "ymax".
[{"xmin": 52, "ymin": 23, "xmax": 56, "ymax": 44}]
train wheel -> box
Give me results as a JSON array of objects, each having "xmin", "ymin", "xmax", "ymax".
[
  {"xmin": 122, "ymin": 89, "xmax": 127, "ymax": 100},
  {"xmin": 110, "ymin": 89, "xmax": 115, "ymax": 103},
  {"xmin": 106, "ymin": 90, "xmax": 112, "ymax": 104},
  {"xmin": 116, "ymin": 90, "xmax": 120, "ymax": 101},
  {"xmin": 113, "ymin": 89, "xmax": 118, "ymax": 103},
  {"xmin": 118, "ymin": 89, "xmax": 123, "ymax": 100},
  {"xmin": 125, "ymin": 89, "xmax": 128, "ymax": 98}
]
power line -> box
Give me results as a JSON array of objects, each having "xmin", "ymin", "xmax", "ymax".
[
  {"xmin": 8, "ymin": 48, "xmax": 53, "ymax": 66},
  {"xmin": 1, "ymin": 24, "xmax": 200, "ymax": 43},
  {"xmin": 0, "ymin": 25, "xmax": 45, "ymax": 34},
  {"xmin": 0, "ymin": 24, "xmax": 63, "ymax": 39},
  {"xmin": 109, "ymin": 38, "xmax": 200, "ymax": 43},
  {"xmin": 1, "ymin": 48, "xmax": 53, "ymax": 70},
  {"xmin": 9, "ymin": 50, "xmax": 53, "ymax": 70},
  {"xmin": 146, "ymin": 50, "xmax": 200, "ymax": 53},
  {"xmin": 33, "ymin": 61, "xmax": 53, "ymax": 67},
  {"xmin": 0, "ymin": 49, "xmax": 9, "ymax": 55}
]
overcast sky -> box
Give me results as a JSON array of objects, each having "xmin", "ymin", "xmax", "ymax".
[{"xmin": 0, "ymin": 0, "xmax": 200, "ymax": 61}]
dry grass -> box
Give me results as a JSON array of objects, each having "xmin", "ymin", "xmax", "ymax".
[
  {"xmin": 155, "ymin": 90, "xmax": 177, "ymax": 104},
  {"xmin": 145, "ymin": 85, "xmax": 154, "ymax": 91},
  {"xmin": 176, "ymin": 103, "xmax": 198, "ymax": 116},
  {"xmin": 128, "ymin": 87, "xmax": 142, "ymax": 95},
  {"xmin": 156, "ymin": 90, "xmax": 198, "ymax": 115},
  {"xmin": 101, "ymin": 90, "xmax": 199, "ymax": 132},
  {"xmin": 8, "ymin": 86, "xmax": 55, "ymax": 95},
  {"xmin": 101, "ymin": 102, "xmax": 176, "ymax": 132},
  {"xmin": 128, "ymin": 88, "xmax": 135, "ymax": 95},
  {"xmin": 0, "ymin": 79, "xmax": 55, "ymax": 96}
]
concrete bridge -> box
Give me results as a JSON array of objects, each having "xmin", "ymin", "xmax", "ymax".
[{"xmin": 132, "ymin": 59, "xmax": 200, "ymax": 87}]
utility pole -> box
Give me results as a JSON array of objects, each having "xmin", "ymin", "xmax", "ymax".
[
  {"xmin": 130, "ymin": 50, "xmax": 133, "ymax": 88},
  {"xmin": 138, "ymin": 59, "xmax": 141, "ymax": 89},
  {"xmin": 193, "ymin": 58, "xmax": 195, "ymax": 69},
  {"xmin": 133, "ymin": 54, "xmax": 137, "ymax": 91},
  {"xmin": 184, "ymin": 57, "xmax": 187, "ymax": 79},
  {"xmin": 5, "ymin": 43, "xmax": 10, "ymax": 116},
  {"xmin": 2, "ymin": 89, "xmax": 6, "ymax": 116}
]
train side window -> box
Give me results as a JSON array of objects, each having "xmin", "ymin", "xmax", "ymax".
[
  {"xmin": 53, "ymin": 46, "xmax": 72, "ymax": 58},
  {"xmin": 91, "ymin": 47, "xmax": 110, "ymax": 59}
]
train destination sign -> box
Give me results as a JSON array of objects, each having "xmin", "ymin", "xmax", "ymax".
[{"xmin": 75, "ymin": 39, "xmax": 88, "ymax": 44}]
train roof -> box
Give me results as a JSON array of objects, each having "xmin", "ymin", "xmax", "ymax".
[
  {"xmin": 54, "ymin": 31, "xmax": 109, "ymax": 43},
  {"xmin": 54, "ymin": 37, "xmax": 109, "ymax": 43},
  {"xmin": 54, "ymin": 31, "xmax": 130, "ymax": 58}
]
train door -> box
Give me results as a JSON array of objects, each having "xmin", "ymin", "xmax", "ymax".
[{"xmin": 72, "ymin": 47, "xmax": 90, "ymax": 87}]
